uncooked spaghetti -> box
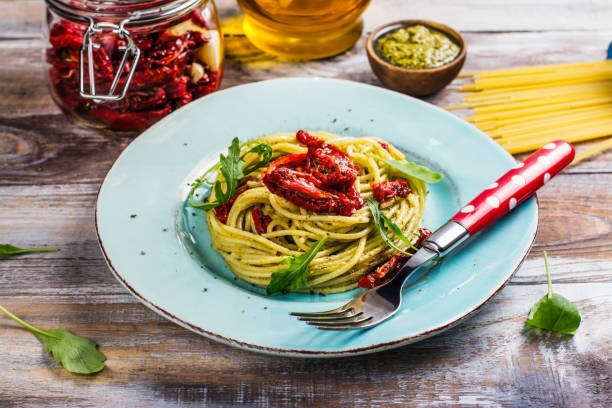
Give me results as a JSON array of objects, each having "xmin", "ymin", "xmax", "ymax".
[{"xmin": 449, "ymin": 60, "xmax": 612, "ymax": 159}]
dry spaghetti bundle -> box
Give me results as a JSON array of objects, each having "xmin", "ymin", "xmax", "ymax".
[{"xmin": 448, "ymin": 60, "xmax": 612, "ymax": 161}]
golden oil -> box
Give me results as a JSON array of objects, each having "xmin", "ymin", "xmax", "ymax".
[{"xmin": 237, "ymin": 0, "xmax": 371, "ymax": 59}]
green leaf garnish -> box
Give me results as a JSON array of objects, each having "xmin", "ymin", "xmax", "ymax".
[
  {"xmin": 0, "ymin": 244, "xmax": 58, "ymax": 258},
  {"xmin": 189, "ymin": 138, "xmax": 273, "ymax": 211},
  {"xmin": 0, "ymin": 305, "xmax": 106, "ymax": 374},
  {"xmin": 242, "ymin": 142, "xmax": 273, "ymax": 175},
  {"xmin": 366, "ymin": 153, "xmax": 443, "ymax": 183},
  {"xmin": 526, "ymin": 251, "xmax": 581, "ymax": 335},
  {"xmin": 266, "ymin": 237, "xmax": 327, "ymax": 295},
  {"xmin": 366, "ymin": 198, "xmax": 417, "ymax": 256}
]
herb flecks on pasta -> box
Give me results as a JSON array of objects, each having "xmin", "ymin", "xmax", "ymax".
[{"xmin": 193, "ymin": 131, "xmax": 430, "ymax": 294}]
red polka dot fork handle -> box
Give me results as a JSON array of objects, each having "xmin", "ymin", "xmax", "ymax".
[{"xmin": 451, "ymin": 141, "xmax": 575, "ymax": 235}]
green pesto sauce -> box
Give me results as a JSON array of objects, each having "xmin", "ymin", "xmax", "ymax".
[{"xmin": 377, "ymin": 25, "xmax": 460, "ymax": 69}]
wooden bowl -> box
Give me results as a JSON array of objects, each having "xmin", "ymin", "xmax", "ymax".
[{"xmin": 366, "ymin": 19, "xmax": 466, "ymax": 96}]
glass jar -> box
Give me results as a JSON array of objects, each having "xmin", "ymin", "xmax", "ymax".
[
  {"xmin": 43, "ymin": 0, "xmax": 223, "ymax": 132},
  {"xmin": 237, "ymin": 0, "xmax": 370, "ymax": 59}
]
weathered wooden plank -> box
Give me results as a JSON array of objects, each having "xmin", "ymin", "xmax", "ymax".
[
  {"xmin": 0, "ymin": 282, "xmax": 610, "ymax": 407},
  {"xmin": 0, "ymin": 0, "xmax": 43, "ymax": 39},
  {"xmin": 358, "ymin": 0, "xmax": 612, "ymax": 32},
  {"xmin": 2, "ymin": 0, "xmax": 612, "ymax": 39},
  {"xmin": 0, "ymin": 113, "xmax": 132, "ymax": 185}
]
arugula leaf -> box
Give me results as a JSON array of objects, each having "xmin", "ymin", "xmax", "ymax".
[
  {"xmin": 0, "ymin": 304, "xmax": 105, "ymax": 374},
  {"xmin": 526, "ymin": 251, "xmax": 581, "ymax": 335},
  {"xmin": 366, "ymin": 153, "xmax": 443, "ymax": 183},
  {"xmin": 0, "ymin": 244, "xmax": 58, "ymax": 258},
  {"xmin": 189, "ymin": 138, "xmax": 273, "ymax": 211},
  {"xmin": 266, "ymin": 237, "xmax": 327, "ymax": 295},
  {"xmin": 243, "ymin": 142, "xmax": 273, "ymax": 175},
  {"xmin": 366, "ymin": 198, "xmax": 417, "ymax": 256},
  {"xmin": 216, "ymin": 137, "xmax": 244, "ymax": 201},
  {"xmin": 189, "ymin": 137, "xmax": 243, "ymax": 210}
]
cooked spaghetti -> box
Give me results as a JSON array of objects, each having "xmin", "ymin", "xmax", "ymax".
[{"xmin": 198, "ymin": 131, "xmax": 428, "ymax": 294}]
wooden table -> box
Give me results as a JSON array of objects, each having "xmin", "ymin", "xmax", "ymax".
[{"xmin": 1, "ymin": 0, "xmax": 611, "ymax": 406}]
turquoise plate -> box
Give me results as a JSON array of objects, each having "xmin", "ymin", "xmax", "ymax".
[{"xmin": 96, "ymin": 78, "xmax": 537, "ymax": 357}]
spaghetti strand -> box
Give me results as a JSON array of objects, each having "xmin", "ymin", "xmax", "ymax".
[{"xmin": 200, "ymin": 131, "xmax": 427, "ymax": 294}]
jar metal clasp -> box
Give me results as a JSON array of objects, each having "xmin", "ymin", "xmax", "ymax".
[{"xmin": 79, "ymin": 18, "xmax": 141, "ymax": 103}]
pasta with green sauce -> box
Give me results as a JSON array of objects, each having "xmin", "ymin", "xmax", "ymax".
[{"xmin": 200, "ymin": 131, "xmax": 428, "ymax": 294}]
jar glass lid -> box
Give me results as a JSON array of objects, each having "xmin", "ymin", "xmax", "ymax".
[{"xmin": 45, "ymin": 0, "xmax": 204, "ymax": 25}]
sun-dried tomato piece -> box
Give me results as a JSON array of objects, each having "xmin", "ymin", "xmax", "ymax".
[
  {"xmin": 378, "ymin": 141, "xmax": 390, "ymax": 152},
  {"xmin": 371, "ymin": 180, "xmax": 411, "ymax": 203},
  {"xmin": 358, "ymin": 227, "xmax": 433, "ymax": 289},
  {"xmin": 190, "ymin": 10, "xmax": 208, "ymax": 28},
  {"xmin": 262, "ymin": 166, "xmax": 359, "ymax": 216},
  {"xmin": 346, "ymin": 184, "xmax": 365, "ymax": 211},
  {"xmin": 214, "ymin": 180, "xmax": 250, "ymax": 224},
  {"xmin": 260, "ymin": 132, "xmax": 364, "ymax": 215},
  {"xmin": 106, "ymin": 88, "xmax": 167, "ymax": 112},
  {"xmin": 49, "ymin": 21, "xmax": 85, "ymax": 50},
  {"xmin": 165, "ymin": 76, "xmax": 194, "ymax": 108},
  {"xmin": 89, "ymin": 104, "xmax": 172, "ymax": 131},
  {"xmin": 189, "ymin": 68, "xmax": 220, "ymax": 99},
  {"xmin": 264, "ymin": 154, "xmax": 307, "ymax": 173},
  {"xmin": 415, "ymin": 227, "xmax": 432, "ymax": 247},
  {"xmin": 148, "ymin": 32, "xmax": 205, "ymax": 67},
  {"xmin": 252, "ymin": 207, "xmax": 272, "ymax": 235},
  {"xmin": 358, "ymin": 254, "xmax": 408, "ymax": 289},
  {"xmin": 296, "ymin": 130, "xmax": 360, "ymax": 187}
]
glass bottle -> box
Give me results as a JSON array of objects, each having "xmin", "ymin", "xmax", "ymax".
[{"xmin": 237, "ymin": 0, "xmax": 371, "ymax": 60}]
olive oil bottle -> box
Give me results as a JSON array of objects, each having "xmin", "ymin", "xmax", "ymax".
[{"xmin": 237, "ymin": 0, "xmax": 371, "ymax": 59}]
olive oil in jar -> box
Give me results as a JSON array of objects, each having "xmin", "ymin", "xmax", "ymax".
[{"xmin": 237, "ymin": 0, "xmax": 371, "ymax": 59}]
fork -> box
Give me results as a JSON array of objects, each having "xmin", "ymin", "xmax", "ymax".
[{"xmin": 290, "ymin": 141, "xmax": 575, "ymax": 330}]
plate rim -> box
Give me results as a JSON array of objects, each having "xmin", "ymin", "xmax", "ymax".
[{"xmin": 95, "ymin": 77, "xmax": 539, "ymax": 357}]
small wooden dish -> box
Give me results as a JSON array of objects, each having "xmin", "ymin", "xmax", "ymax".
[{"xmin": 366, "ymin": 19, "xmax": 466, "ymax": 96}]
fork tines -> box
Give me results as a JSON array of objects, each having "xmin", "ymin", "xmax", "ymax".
[{"xmin": 290, "ymin": 307, "xmax": 373, "ymax": 330}]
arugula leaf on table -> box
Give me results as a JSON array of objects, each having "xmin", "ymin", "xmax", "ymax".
[
  {"xmin": 0, "ymin": 244, "xmax": 58, "ymax": 258},
  {"xmin": 366, "ymin": 153, "xmax": 443, "ymax": 183},
  {"xmin": 0, "ymin": 305, "xmax": 106, "ymax": 374},
  {"xmin": 366, "ymin": 198, "xmax": 417, "ymax": 256},
  {"xmin": 526, "ymin": 251, "xmax": 581, "ymax": 335},
  {"xmin": 189, "ymin": 138, "xmax": 273, "ymax": 211},
  {"xmin": 266, "ymin": 237, "xmax": 327, "ymax": 295}
]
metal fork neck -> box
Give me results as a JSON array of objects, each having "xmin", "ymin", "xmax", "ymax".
[
  {"xmin": 390, "ymin": 221, "xmax": 470, "ymax": 289},
  {"xmin": 423, "ymin": 221, "xmax": 470, "ymax": 256}
]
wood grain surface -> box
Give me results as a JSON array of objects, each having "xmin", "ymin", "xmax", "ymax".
[{"xmin": 1, "ymin": 0, "xmax": 611, "ymax": 406}]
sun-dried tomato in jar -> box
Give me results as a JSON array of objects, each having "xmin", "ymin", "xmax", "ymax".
[{"xmin": 43, "ymin": 0, "xmax": 223, "ymax": 132}]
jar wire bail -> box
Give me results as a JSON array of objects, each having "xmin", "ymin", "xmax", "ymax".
[
  {"xmin": 45, "ymin": 0, "xmax": 204, "ymax": 103},
  {"xmin": 79, "ymin": 17, "xmax": 141, "ymax": 103}
]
